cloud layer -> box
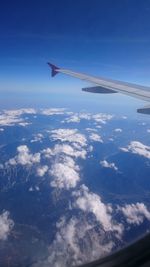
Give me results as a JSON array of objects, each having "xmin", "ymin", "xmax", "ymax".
[{"xmin": 2, "ymin": 108, "xmax": 150, "ymax": 267}]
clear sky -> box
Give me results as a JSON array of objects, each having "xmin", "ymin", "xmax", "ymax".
[{"xmin": 0, "ymin": 0, "xmax": 150, "ymax": 111}]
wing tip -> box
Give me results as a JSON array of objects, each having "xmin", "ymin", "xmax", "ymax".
[{"xmin": 47, "ymin": 62, "xmax": 59, "ymax": 77}]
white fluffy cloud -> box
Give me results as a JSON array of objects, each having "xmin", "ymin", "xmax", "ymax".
[
  {"xmin": 72, "ymin": 185, "xmax": 123, "ymax": 235},
  {"xmin": 62, "ymin": 112, "xmax": 91, "ymax": 124},
  {"xmin": 36, "ymin": 165, "xmax": 48, "ymax": 177},
  {"xmin": 73, "ymin": 185, "xmax": 112, "ymax": 231},
  {"xmin": 45, "ymin": 216, "xmax": 115, "ymax": 267},
  {"xmin": 0, "ymin": 109, "xmax": 36, "ymax": 127},
  {"xmin": 63, "ymin": 114, "xmax": 81, "ymax": 123},
  {"xmin": 92, "ymin": 113, "xmax": 113, "ymax": 124},
  {"xmin": 0, "ymin": 211, "xmax": 14, "ymax": 240},
  {"xmin": 79, "ymin": 112, "xmax": 91, "ymax": 120},
  {"xmin": 0, "ymin": 109, "xmax": 114, "ymax": 130},
  {"xmin": 31, "ymin": 133, "xmax": 44, "ymax": 143},
  {"xmin": 42, "ymin": 144, "xmax": 86, "ymax": 160},
  {"xmin": 8, "ymin": 145, "xmax": 40, "ymax": 166},
  {"xmin": 114, "ymin": 128, "xmax": 122, "ymax": 132},
  {"xmin": 18, "ymin": 122, "xmax": 31, "ymax": 127},
  {"xmin": 50, "ymin": 128, "xmax": 87, "ymax": 147},
  {"xmin": 89, "ymin": 133, "xmax": 103, "ymax": 143},
  {"xmin": 43, "ymin": 129, "xmax": 88, "ymax": 190},
  {"xmin": 120, "ymin": 141, "xmax": 150, "ymax": 159},
  {"xmin": 63, "ymin": 112, "xmax": 113, "ymax": 125},
  {"xmin": 4, "ymin": 108, "xmax": 36, "ymax": 116},
  {"xmin": 118, "ymin": 202, "xmax": 150, "ymax": 225},
  {"xmin": 50, "ymin": 156, "xmax": 80, "ymax": 190},
  {"xmin": 100, "ymin": 160, "xmax": 118, "ymax": 171}
]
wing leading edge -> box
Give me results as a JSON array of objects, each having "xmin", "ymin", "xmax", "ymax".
[{"xmin": 47, "ymin": 62, "xmax": 150, "ymax": 113}]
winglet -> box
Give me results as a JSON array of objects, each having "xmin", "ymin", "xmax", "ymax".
[{"xmin": 47, "ymin": 62, "xmax": 60, "ymax": 77}]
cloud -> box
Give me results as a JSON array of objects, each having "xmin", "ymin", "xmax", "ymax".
[
  {"xmin": 36, "ymin": 165, "xmax": 48, "ymax": 177},
  {"xmin": 31, "ymin": 133, "xmax": 44, "ymax": 143},
  {"xmin": 120, "ymin": 141, "xmax": 150, "ymax": 159},
  {"xmin": 92, "ymin": 113, "xmax": 113, "ymax": 124},
  {"xmin": 118, "ymin": 202, "xmax": 150, "ymax": 225},
  {"xmin": 43, "ymin": 130, "xmax": 88, "ymax": 190},
  {"xmin": 89, "ymin": 133, "xmax": 103, "ymax": 143},
  {"xmin": 0, "ymin": 211, "xmax": 14, "ymax": 240},
  {"xmin": 50, "ymin": 128, "xmax": 87, "ymax": 147},
  {"xmin": 73, "ymin": 185, "xmax": 112, "ymax": 231},
  {"xmin": 8, "ymin": 145, "xmax": 40, "ymax": 166},
  {"xmin": 43, "ymin": 180, "xmax": 130, "ymax": 267},
  {"xmin": 77, "ymin": 112, "xmax": 91, "ymax": 120},
  {"xmin": 42, "ymin": 143, "xmax": 87, "ymax": 159},
  {"xmin": 50, "ymin": 156, "xmax": 80, "ymax": 190},
  {"xmin": 0, "ymin": 108, "xmax": 36, "ymax": 127},
  {"xmin": 122, "ymin": 116, "xmax": 127, "ymax": 119},
  {"xmin": 4, "ymin": 108, "xmax": 36, "ymax": 116},
  {"xmin": 62, "ymin": 112, "xmax": 113, "ymax": 125},
  {"xmin": 72, "ymin": 185, "xmax": 123, "ymax": 235},
  {"xmin": 100, "ymin": 160, "xmax": 118, "ymax": 171},
  {"xmin": 114, "ymin": 128, "xmax": 122, "ymax": 132},
  {"xmin": 62, "ymin": 113, "xmax": 91, "ymax": 124},
  {"xmin": 41, "ymin": 108, "xmax": 66, "ymax": 116},
  {"xmin": 85, "ymin": 128, "xmax": 97, "ymax": 132},
  {"xmin": 29, "ymin": 186, "xmax": 39, "ymax": 192},
  {"xmin": 18, "ymin": 122, "xmax": 31, "ymax": 127},
  {"xmin": 0, "ymin": 109, "xmax": 114, "ymax": 130},
  {"xmin": 63, "ymin": 114, "xmax": 81, "ymax": 123},
  {"xmin": 31, "ymin": 188, "xmax": 150, "ymax": 267},
  {"xmin": 96, "ymin": 125, "xmax": 102, "ymax": 129},
  {"xmin": 45, "ymin": 216, "xmax": 115, "ymax": 267},
  {"xmin": 0, "ymin": 112, "xmax": 22, "ymax": 126}
]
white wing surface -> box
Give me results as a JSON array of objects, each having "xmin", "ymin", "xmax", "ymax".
[{"xmin": 47, "ymin": 63, "xmax": 150, "ymax": 114}]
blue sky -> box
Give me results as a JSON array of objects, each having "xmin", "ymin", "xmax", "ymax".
[{"xmin": 0, "ymin": 0, "xmax": 150, "ymax": 111}]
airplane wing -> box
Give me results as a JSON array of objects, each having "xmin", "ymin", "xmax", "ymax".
[{"xmin": 47, "ymin": 63, "xmax": 150, "ymax": 114}]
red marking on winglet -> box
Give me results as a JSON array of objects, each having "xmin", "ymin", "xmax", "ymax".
[{"xmin": 47, "ymin": 62, "xmax": 59, "ymax": 77}]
